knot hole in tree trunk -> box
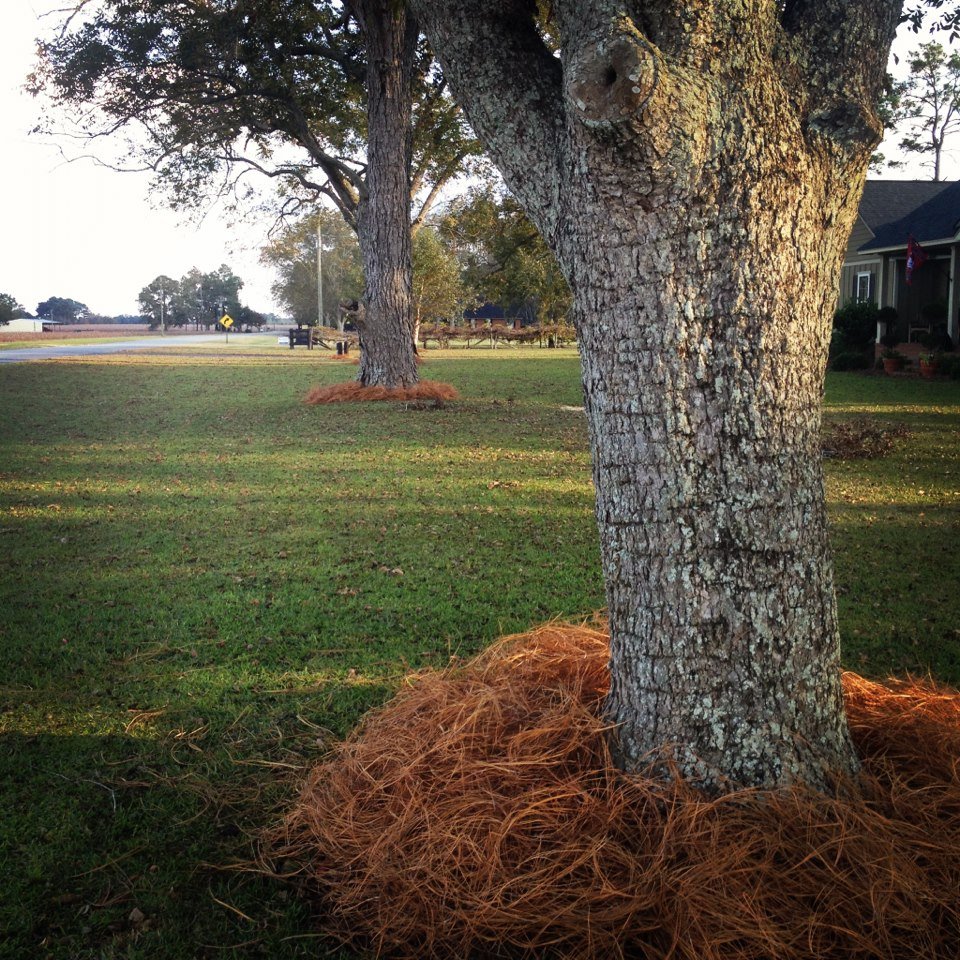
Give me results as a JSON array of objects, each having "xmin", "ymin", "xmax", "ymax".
[{"xmin": 567, "ymin": 33, "xmax": 658, "ymax": 128}]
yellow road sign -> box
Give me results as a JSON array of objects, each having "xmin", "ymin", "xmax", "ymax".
[{"xmin": 220, "ymin": 314, "xmax": 234, "ymax": 328}]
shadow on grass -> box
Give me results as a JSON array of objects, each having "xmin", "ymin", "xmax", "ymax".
[{"xmin": 0, "ymin": 689, "xmax": 383, "ymax": 958}]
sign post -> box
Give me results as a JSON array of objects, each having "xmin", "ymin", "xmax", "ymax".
[{"xmin": 220, "ymin": 314, "xmax": 234, "ymax": 343}]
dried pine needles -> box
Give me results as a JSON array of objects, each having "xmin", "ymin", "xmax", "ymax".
[
  {"xmin": 304, "ymin": 380, "xmax": 458, "ymax": 405},
  {"xmin": 270, "ymin": 623, "xmax": 960, "ymax": 959}
]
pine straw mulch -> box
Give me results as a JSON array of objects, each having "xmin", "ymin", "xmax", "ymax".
[
  {"xmin": 304, "ymin": 379, "xmax": 458, "ymax": 405},
  {"xmin": 822, "ymin": 417, "xmax": 909, "ymax": 459},
  {"xmin": 321, "ymin": 354, "xmax": 425, "ymax": 365},
  {"xmin": 268, "ymin": 623, "xmax": 960, "ymax": 960}
]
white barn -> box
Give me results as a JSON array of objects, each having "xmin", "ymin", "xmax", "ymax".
[{"xmin": 3, "ymin": 318, "xmax": 62, "ymax": 333}]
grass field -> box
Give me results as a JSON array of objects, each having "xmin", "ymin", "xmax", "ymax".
[{"xmin": 0, "ymin": 346, "xmax": 958, "ymax": 959}]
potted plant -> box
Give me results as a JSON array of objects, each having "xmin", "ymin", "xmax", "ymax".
[
  {"xmin": 881, "ymin": 347, "xmax": 907, "ymax": 374},
  {"xmin": 919, "ymin": 352, "xmax": 941, "ymax": 379}
]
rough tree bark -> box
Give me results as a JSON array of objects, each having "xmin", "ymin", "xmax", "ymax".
[
  {"xmin": 411, "ymin": 0, "xmax": 903, "ymax": 791},
  {"xmin": 351, "ymin": 0, "xmax": 421, "ymax": 388}
]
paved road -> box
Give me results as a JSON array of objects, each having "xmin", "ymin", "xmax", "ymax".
[{"xmin": 0, "ymin": 334, "xmax": 243, "ymax": 364}]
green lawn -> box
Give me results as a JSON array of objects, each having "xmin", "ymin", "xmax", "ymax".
[{"xmin": 0, "ymin": 349, "xmax": 957, "ymax": 959}]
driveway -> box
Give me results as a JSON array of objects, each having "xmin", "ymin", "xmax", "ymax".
[{"xmin": 0, "ymin": 334, "xmax": 241, "ymax": 364}]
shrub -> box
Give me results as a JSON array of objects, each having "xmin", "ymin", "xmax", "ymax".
[
  {"xmin": 920, "ymin": 329, "xmax": 955, "ymax": 352},
  {"xmin": 833, "ymin": 300, "xmax": 879, "ymax": 351},
  {"xmin": 937, "ymin": 354, "xmax": 960, "ymax": 379},
  {"xmin": 830, "ymin": 351, "xmax": 869, "ymax": 371},
  {"xmin": 876, "ymin": 306, "xmax": 901, "ymax": 346}
]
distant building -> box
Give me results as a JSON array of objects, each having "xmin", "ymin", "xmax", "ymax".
[
  {"xmin": 3, "ymin": 318, "xmax": 61, "ymax": 333},
  {"xmin": 462, "ymin": 302, "xmax": 537, "ymax": 328}
]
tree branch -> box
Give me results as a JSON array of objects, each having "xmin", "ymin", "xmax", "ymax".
[
  {"xmin": 410, "ymin": 149, "xmax": 472, "ymax": 234},
  {"xmin": 779, "ymin": 0, "xmax": 903, "ymax": 153},
  {"xmin": 408, "ymin": 0, "xmax": 564, "ymax": 233}
]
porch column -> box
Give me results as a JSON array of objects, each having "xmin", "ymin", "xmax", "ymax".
[{"xmin": 949, "ymin": 244, "xmax": 959, "ymax": 345}]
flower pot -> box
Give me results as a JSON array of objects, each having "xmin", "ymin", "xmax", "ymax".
[
  {"xmin": 883, "ymin": 357, "xmax": 904, "ymax": 374},
  {"xmin": 919, "ymin": 360, "xmax": 939, "ymax": 379}
]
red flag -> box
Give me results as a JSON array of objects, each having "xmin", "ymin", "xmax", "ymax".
[{"xmin": 906, "ymin": 236, "xmax": 927, "ymax": 285}]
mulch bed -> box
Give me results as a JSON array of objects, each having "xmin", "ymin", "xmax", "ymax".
[
  {"xmin": 304, "ymin": 380, "xmax": 458, "ymax": 404},
  {"xmin": 822, "ymin": 418, "xmax": 909, "ymax": 459},
  {"xmin": 270, "ymin": 622, "xmax": 960, "ymax": 959}
]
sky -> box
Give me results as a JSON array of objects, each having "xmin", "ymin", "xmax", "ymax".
[
  {"xmin": 0, "ymin": 2, "xmax": 958, "ymax": 319},
  {"xmin": 1, "ymin": 0, "xmax": 283, "ymax": 318}
]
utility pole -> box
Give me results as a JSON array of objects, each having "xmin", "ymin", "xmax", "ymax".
[
  {"xmin": 159, "ymin": 280, "xmax": 166, "ymax": 336},
  {"xmin": 317, "ymin": 217, "xmax": 324, "ymax": 328}
]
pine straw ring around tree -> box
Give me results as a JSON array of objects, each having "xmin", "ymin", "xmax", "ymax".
[
  {"xmin": 303, "ymin": 380, "xmax": 458, "ymax": 405},
  {"xmin": 271, "ymin": 623, "xmax": 960, "ymax": 960}
]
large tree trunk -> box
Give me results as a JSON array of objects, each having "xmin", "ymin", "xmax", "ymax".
[
  {"xmin": 412, "ymin": 0, "xmax": 903, "ymax": 791},
  {"xmin": 570, "ymin": 166, "xmax": 863, "ymax": 792},
  {"xmin": 353, "ymin": 0, "xmax": 420, "ymax": 388}
]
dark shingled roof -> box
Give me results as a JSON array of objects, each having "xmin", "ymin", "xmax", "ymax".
[
  {"xmin": 463, "ymin": 301, "xmax": 536, "ymax": 322},
  {"xmin": 858, "ymin": 180, "xmax": 960, "ymax": 251}
]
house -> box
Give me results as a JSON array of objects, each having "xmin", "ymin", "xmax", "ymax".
[
  {"xmin": 840, "ymin": 180, "xmax": 960, "ymax": 347},
  {"xmin": 462, "ymin": 302, "xmax": 537, "ymax": 329}
]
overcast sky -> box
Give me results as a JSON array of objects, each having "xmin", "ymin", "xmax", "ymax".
[
  {"xmin": 1, "ymin": 0, "xmax": 284, "ymax": 318},
  {"xmin": 1, "ymin": 2, "xmax": 957, "ymax": 318}
]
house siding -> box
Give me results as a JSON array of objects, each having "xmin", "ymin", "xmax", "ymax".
[
  {"xmin": 837, "ymin": 216, "xmax": 882, "ymax": 306},
  {"xmin": 839, "ymin": 259, "xmax": 882, "ymax": 305},
  {"xmin": 844, "ymin": 217, "xmax": 874, "ymax": 260}
]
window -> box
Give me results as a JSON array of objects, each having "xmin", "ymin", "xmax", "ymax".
[{"xmin": 855, "ymin": 271, "xmax": 873, "ymax": 302}]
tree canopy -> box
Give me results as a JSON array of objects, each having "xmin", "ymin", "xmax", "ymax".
[
  {"xmin": 0, "ymin": 294, "xmax": 30, "ymax": 325},
  {"xmin": 886, "ymin": 41, "xmax": 960, "ymax": 179},
  {"xmin": 439, "ymin": 187, "xmax": 570, "ymax": 324},
  {"xmin": 35, "ymin": 296, "xmax": 88, "ymax": 324},
  {"xmin": 410, "ymin": 225, "xmax": 468, "ymax": 328},
  {"xmin": 904, "ymin": 0, "xmax": 960, "ymax": 37},
  {"xmin": 31, "ymin": 0, "xmax": 480, "ymax": 232},
  {"xmin": 260, "ymin": 210, "xmax": 363, "ymax": 327}
]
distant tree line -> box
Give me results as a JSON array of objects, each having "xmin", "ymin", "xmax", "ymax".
[
  {"xmin": 264, "ymin": 186, "xmax": 571, "ymax": 333},
  {"xmin": 138, "ymin": 265, "xmax": 265, "ymax": 331},
  {"xmin": 0, "ymin": 293, "xmax": 142, "ymax": 326}
]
